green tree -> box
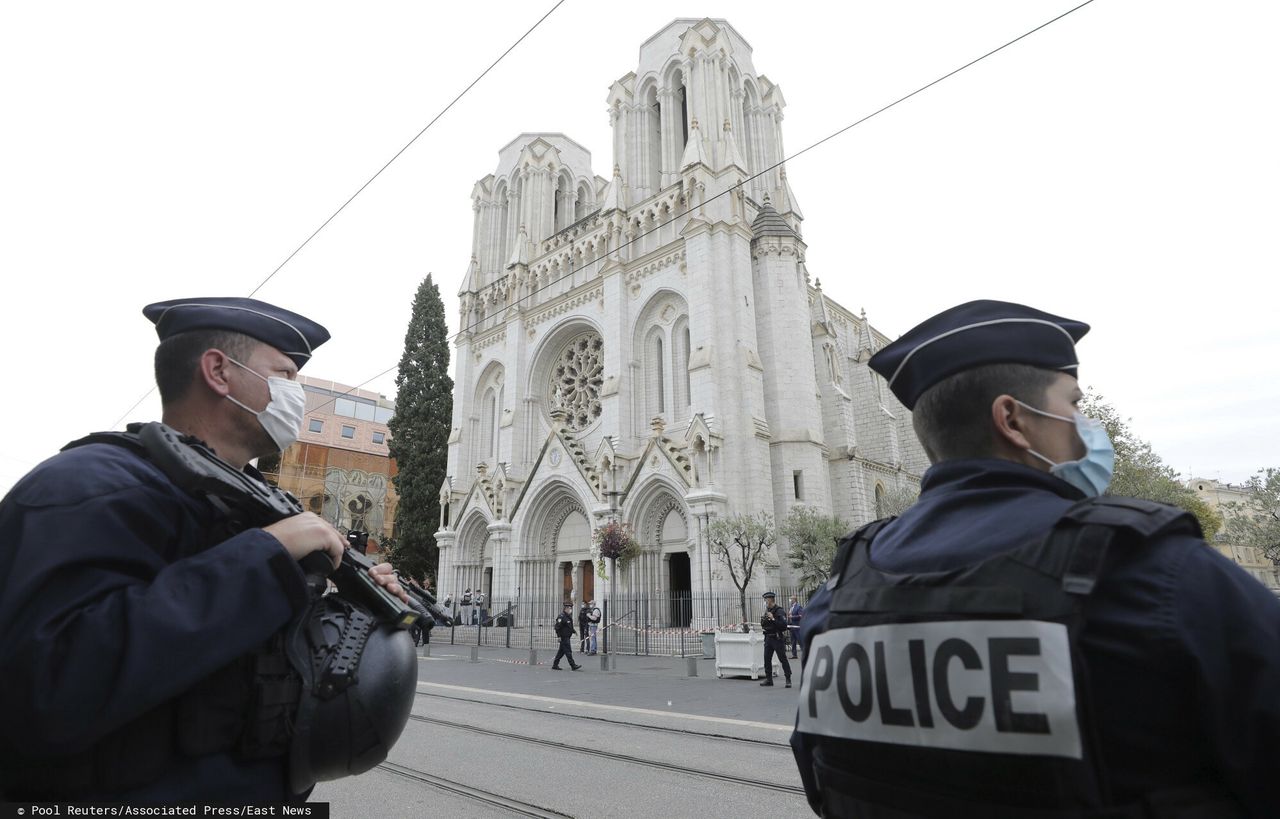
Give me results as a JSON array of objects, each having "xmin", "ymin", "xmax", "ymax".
[
  {"xmin": 1080, "ymin": 392, "xmax": 1222, "ymax": 537},
  {"xmin": 1223, "ymin": 468, "xmax": 1280, "ymax": 564},
  {"xmin": 780, "ymin": 505, "xmax": 848, "ymax": 590},
  {"xmin": 387, "ymin": 274, "xmax": 453, "ymax": 582},
  {"xmin": 878, "ymin": 483, "xmax": 920, "ymax": 518},
  {"xmin": 706, "ymin": 512, "xmax": 779, "ymax": 626}
]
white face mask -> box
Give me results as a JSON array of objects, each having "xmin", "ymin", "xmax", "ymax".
[{"xmin": 226, "ymin": 357, "xmax": 306, "ymax": 453}]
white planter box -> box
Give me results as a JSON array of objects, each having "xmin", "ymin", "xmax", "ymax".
[{"xmin": 714, "ymin": 629, "xmax": 779, "ymax": 679}]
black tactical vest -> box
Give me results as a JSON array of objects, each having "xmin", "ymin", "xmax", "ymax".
[
  {"xmin": 4, "ymin": 424, "xmax": 415, "ymax": 799},
  {"xmin": 799, "ymin": 496, "xmax": 1236, "ymax": 819}
]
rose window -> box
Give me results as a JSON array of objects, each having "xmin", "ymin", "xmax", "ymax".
[{"xmin": 549, "ymin": 332, "xmax": 604, "ymax": 431}]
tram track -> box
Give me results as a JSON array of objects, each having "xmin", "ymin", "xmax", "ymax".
[
  {"xmin": 406, "ymin": 712, "xmax": 805, "ymax": 795},
  {"xmin": 378, "ymin": 759, "xmax": 573, "ymax": 818},
  {"xmin": 415, "ymin": 688, "xmax": 792, "ymax": 748}
]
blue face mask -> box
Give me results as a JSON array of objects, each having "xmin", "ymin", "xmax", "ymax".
[{"xmin": 1015, "ymin": 400, "xmax": 1115, "ymax": 498}]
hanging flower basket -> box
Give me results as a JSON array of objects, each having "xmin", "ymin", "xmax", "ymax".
[{"xmin": 592, "ymin": 520, "xmax": 640, "ymax": 578}]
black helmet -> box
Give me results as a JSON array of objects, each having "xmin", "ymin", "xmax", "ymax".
[{"xmin": 285, "ymin": 593, "xmax": 418, "ymax": 793}]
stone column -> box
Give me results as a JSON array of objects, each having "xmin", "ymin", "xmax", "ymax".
[{"xmin": 487, "ymin": 521, "xmax": 513, "ymax": 607}]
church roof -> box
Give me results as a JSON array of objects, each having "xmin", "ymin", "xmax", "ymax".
[{"xmin": 751, "ymin": 195, "xmax": 798, "ymax": 239}]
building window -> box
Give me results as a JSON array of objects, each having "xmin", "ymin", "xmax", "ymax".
[
  {"xmin": 548, "ymin": 331, "xmax": 604, "ymax": 432},
  {"xmin": 481, "ymin": 388, "xmax": 497, "ymax": 458},
  {"xmin": 372, "ymin": 431, "xmax": 385, "ymax": 444},
  {"xmin": 793, "ymin": 470, "xmax": 804, "ymax": 500},
  {"xmin": 341, "ymin": 425, "xmax": 355, "ymax": 439},
  {"xmin": 308, "ymin": 419, "xmax": 323, "ymax": 433}
]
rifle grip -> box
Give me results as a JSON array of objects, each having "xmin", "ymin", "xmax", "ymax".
[{"xmin": 299, "ymin": 551, "xmax": 334, "ymax": 595}]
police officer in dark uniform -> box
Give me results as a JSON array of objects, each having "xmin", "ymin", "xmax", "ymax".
[
  {"xmin": 790, "ymin": 300, "xmax": 1280, "ymax": 817},
  {"xmin": 759, "ymin": 591, "xmax": 792, "ymax": 688},
  {"xmin": 0, "ymin": 297, "xmax": 411, "ymax": 802},
  {"xmin": 552, "ymin": 602, "xmax": 583, "ymax": 671}
]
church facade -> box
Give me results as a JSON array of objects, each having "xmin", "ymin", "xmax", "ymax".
[{"xmin": 436, "ymin": 18, "xmax": 927, "ymax": 624}]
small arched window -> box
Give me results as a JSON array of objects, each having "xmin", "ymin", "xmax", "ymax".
[
  {"xmin": 645, "ymin": 328, "xmax": 665, "ymax": 421},
  {"xmin": 672, "ymin": 318, "xmax": 691, "ymax": 419},
  {"xmin": 481, "ymin": 388, "xmax": 497, "ymax": 458}
]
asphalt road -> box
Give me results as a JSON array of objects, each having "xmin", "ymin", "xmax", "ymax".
[{"xmin": 313, "ymin": 644, "xmax": 811, "ymax": 818}]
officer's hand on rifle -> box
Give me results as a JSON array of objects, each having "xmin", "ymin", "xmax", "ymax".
[
  {"xmin": 368, "ymin": 562, "xmax": 412, "ymax": 605},
  {"xmin": 262, "ymin": 512, "xmax": 344, "ymax": 569}
]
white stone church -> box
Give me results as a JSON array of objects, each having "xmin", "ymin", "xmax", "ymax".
[{"xmin": 436, "ymin": 18, "xmax": 928, "ymax": 625}]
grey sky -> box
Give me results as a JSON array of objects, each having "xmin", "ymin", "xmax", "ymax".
[{"xmin": 1, "ymin": 0, "xmax": 1275, "ymax": 496}]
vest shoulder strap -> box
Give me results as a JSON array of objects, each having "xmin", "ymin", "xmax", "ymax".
[
  {"xmin": 1028, "ymin": 496, "xmax": 1201, "ymax": 597},
  {"xmin": 828, "ymin": 516, "xmax": 896, "ymax": 590},
  {"xmin": 1057, "ymin": 495, "xmax": 1202, "ymax": 540}
]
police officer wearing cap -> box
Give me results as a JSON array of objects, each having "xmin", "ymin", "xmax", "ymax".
[
  {"xmin": 0, "ymin": 297, "xmax": 411, "ymax": 801},
  {"xmin": 790, "ymin": 300, "xmax": 1280, "ymax": 817},
  {"xmin": 759, "ymin": 592, "xmax": 792, "ymax": 687}
]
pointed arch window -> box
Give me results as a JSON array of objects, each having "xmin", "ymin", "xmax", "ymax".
[
  {"xmin": 496, "ymin": 183, "xmax": 510, "ymax": 272},
  {"xmin": 678, "ymin": 84, "xmax": 689, "ymax": 149},
  {"xmin": 645, "ymin": 327, "xmax": 665, "ymax": 420},
  {"xmin": 645, "ymin": 84, "xmax": 662, "ymax": 194},
  {"xmin": 481, "ymin": 388, "xmax": 497, "ymax": 459},
  {"xmin": 672, "ymin": 317, "xmax": 690, "ymax": 419}
]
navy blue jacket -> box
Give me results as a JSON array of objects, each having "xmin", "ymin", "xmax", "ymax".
[
  {"xmin": 0, "ymin": 441, "xmax": 312, "ymax": 801},
  {"xmin": 792, "ymin": 459, "xmax": 1280, "ymax": 816}
]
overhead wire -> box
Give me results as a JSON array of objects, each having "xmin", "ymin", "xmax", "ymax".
[
  {"xmin": 108, "ymin": 0, "xmax": 566, "ymax": 429},
  {"xmin": 293, "ymin": 0, "xmax": 1101, "ymax": 421},
  {"xmin": 291, "ymin": 0, "xmax": 1100, "ymax": 430},
  {"xmin": 449, "ymin": 0, "xmax": 1098, "ymax": 341},
  {"xmin": 247, "ymin": 0, "xmax": 567, "ymax": 299}
]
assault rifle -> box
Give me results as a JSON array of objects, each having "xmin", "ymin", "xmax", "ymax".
[
  {"xmin": 345, "ymin": 528, "xmax": 449, "ymax": 626},
  {"xmin": 73, "ymin": 423, "xmax": 420, "ymax": 630},
  {"xmin": 395, "ymin": 575, "xmax": 453, "ymax": 626}
]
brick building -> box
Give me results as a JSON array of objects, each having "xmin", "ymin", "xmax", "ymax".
[{"xmin": 261, "ymin": 375, "xmax": 399, "ymax": 552}]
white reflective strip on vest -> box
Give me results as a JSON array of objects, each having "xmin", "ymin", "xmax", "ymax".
[{"xmin": 797, "ymin": 620, "xmax": 1081, "ymax": 759}]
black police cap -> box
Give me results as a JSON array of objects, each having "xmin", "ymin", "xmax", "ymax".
[
  {"xmin": 868, "ymin": 300, "xmax": 1089, "ymax": 410},
  {"xmin": 142, "ymin": 297, "xmax": 330, "ymax": 370}
]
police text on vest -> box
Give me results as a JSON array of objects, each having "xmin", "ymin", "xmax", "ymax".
[{"xmin": 797, "ymin": 620, "xmax": 1080, "ymax": 758}]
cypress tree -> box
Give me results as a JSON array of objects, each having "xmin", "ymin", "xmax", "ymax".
[{"xmin": 387, "ymin": 274, "xmax": 453, "ymax": 581}]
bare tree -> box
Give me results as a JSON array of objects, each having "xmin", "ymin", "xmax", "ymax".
[{"xmin": 706, "ymin": 512, "xmax": 779, "ymax": 625}]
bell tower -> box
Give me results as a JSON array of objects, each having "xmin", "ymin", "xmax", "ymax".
[{"xmin": 607, "ymin": 18, "xmax": 798, "ymax": 213}]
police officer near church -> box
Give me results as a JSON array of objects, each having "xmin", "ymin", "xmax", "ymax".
[
  {"xmin": 552, "ymin": 602, "xmax": 583, "ymax": 671},
  {"xmin": 790, "ymin": 300, "xmax": 1280, "ymax": 817},
  {"xmin": 0, "ymin": 297, "xmax": 412, "ymax": 801},
  {"xmin": 759, "ymin": 591, "xmax": 792, "ymax": 688}
]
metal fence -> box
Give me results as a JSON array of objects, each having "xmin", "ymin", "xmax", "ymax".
[{"xmin": 428, "ymin": 588, "xmax": 815, "ymax": 657}]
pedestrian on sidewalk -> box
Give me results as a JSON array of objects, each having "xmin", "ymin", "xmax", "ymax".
[
  {"xmin": 578, "ymin": 600, "xmax": 591, "ymax": 653},
  {"xmin": 759, "ymin": 591, "xmax": 792, "ymax": 688},
  {"xmin": 552, "ymin": 602, "xmax": 582, "ymax": 671},
  {"xmin": 475, "ymin": 590, "xmax": 487, "ymax": 626},
  {"xmin": 585, "ymin": 599, "xmax": 601, "ymax": 655},
  {"xmin": 461, "ymin": 588, "xmax": 472, "ymax": 626},
  {"xmin": 788, "ymin": 594, "xmax": 804, "ymax": 659}
]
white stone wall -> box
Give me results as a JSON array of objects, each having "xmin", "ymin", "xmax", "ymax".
[{"xmin": 440, "ymin": 18, "xmax": 926, "ymax": 600}]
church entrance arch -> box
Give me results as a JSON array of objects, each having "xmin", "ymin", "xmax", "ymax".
[
  {"xmin": 517, "ymin": 483, "xmax": 591, "ymax": 626},
  {"xmin": 623, "ymin": 482, "xmax": 689, "ymax": 626},
  {"xmin": 668, "ymin": 552, "xmax": 691, "ymax": 628},
  {"xmin": 451, "ymin": 514, "xmax": 490, "ymax": 617}
]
